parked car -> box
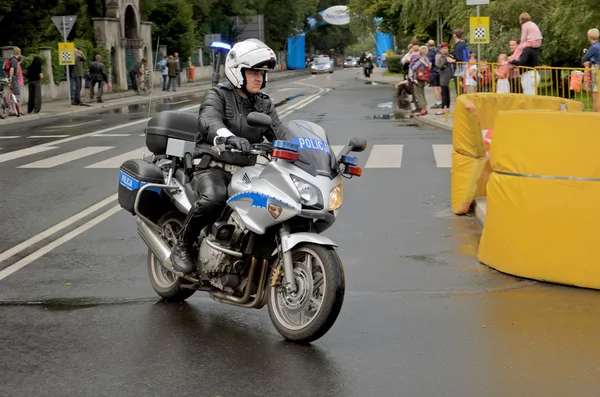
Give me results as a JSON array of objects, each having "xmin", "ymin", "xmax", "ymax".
[
  {"xmin": 343, "ymin": 57, "xmax": 358, "ymax": 68},
  {"xmin": 310, "ymin": 56, "xmax": 334, "ymax": 74}
]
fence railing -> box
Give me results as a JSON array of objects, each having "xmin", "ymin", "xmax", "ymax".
[{"xmin": 455, "ymin": 62, "xmax": 599, "ymax": 112}]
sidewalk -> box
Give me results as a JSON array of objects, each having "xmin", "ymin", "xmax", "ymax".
[
  {"xmin": 360, "ymin": 67, "xmax": 456, "ymax": 131},
  {"xmin": 0, "ymin": 69, "xmax": 306, "ymax": 126},
  {"xmin": 360, "ymin": 68, "xmax": 488, "ymax": 225}
]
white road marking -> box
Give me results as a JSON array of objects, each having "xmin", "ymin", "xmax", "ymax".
[
  {"xmin": 364, "ymin": 145, "xmax": 404, "ymax": 168},
  {"xmin": 18, "ymin": 146, "xmax": 114, "ymax": 168},
  {"xmin": 0, "ymin": 136, "xmax": 20, "ymax": 139},
  {"xmin": 0, "ymin": 194, "xmax": 118, "ymax": 265},
  {"xmin": 0, "ymin": 146, "xmax": 58, "ymax": 164},
  {"xmin": 85, "ymin": 147, "xmax": 146, "ymax": 168},
  {"xmin": 28, "ymin": 135, "xmax": 70, "ymax": 138},
  {"xmin": 0, "ymin": 205, "xmax": 121, "ymax": 281},
  {"xmin": 432, "ymin": 144, "xmax": 453, "ymax": 168},
  {"xmin": 92, "ymin": 133, "xmax": 132, "ymax": 137},
  {"xmin": 278, "ymin": 88, "xmax": 304, "ymax": 91}
]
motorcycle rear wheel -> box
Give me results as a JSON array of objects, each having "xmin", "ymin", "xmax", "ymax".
[
  {"xmin": 147, "ymin": 211, "xmax": 195, "ymax": 302},
  {"xmin": 267, "ymin": 243, "xmax": 345, "ymax": 343}
]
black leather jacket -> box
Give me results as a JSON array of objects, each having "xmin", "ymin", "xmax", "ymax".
[{"xmin": 196, "ymin": 83, "xmax": 287, "ymax": 167}]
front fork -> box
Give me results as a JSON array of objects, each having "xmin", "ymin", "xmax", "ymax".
[{"xmin": 279, "ymin": 224, "xmax": 297, "ymax": 293}]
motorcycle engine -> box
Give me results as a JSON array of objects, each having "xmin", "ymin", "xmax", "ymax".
[{"xmin": 197, "ymin": 212, "xmax": 247, "ymax": 293}]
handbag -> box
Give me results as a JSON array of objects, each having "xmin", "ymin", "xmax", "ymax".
[{"xmin": 417, "ymin": 63, "xmax": 431, "ymax": 82}]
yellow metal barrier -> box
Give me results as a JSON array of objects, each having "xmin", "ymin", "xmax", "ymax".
[{"xmin": 455, "ymin": 62, "xmax": 599, "ymax": 112}]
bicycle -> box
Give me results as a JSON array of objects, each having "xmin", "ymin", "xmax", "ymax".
[
  {"xmin": 0, "ymin": 78, "xmax": 20, "ymax": 118},
  {"xmin": 136, "ymin": 70, "xmax": 152, "ymax": 97}
]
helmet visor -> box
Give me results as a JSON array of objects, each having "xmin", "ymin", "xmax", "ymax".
[{"xmin": 251, "ymin": 58, "xmax": 276, "ymax": 70}]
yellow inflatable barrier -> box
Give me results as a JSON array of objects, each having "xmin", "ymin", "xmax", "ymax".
[
  {"xmin": 479, "ymin": 110, "xmax": 600, "ymax": 290},
  {"xmin": 451, "ymin": 93, "xmax": 584, "ymax": 214}
]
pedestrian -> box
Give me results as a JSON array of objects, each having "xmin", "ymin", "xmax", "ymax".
[
  {"xmin": 582, "ymin": 28, "xmax": 600, "ymax": 112},
  {"xmin": 26, "ymin": 55, "xmax": 43, "ymax": 114},
  {"xmin": 167, "ymin": 55, "xmax": 177, "ymax": 92},
  {"xmin": 157, "ymin": 55, "xmax": 168, "ymax": 91},
  {"xmin": 508, "ymin": 38, "xmax": 540, "ymax": 95},
  {"xmin": 512, "ymin": 13, "xmax": 543, "ymax": 61},
  {"xmin": 129, "ymin": 57, "xmax": 146, "ymax": 92},
  {"xmin": 508, "ymin": 40, "xmax": 521, "ymax": 93},
  {"xmin": 464, "ymin": 55, "xmax": 478, "ymax": 94},
  {"xmin": 84, "ymin": 72, "xmax": 92, "ymax": 99},
  {"xmin": 435, "ymin": 42, "xmax": 454, "ymax": 115},
  {"xmin": 89, "ymin": 55, "xmax": 108, "ymax": 103},
  {"xmin": 495, "ymin": 54, "xmax": 511, "ymax": 93},
  {"xmin": 411, "ymin": 46, "xmax": 431, "ymax": 116},
  {"xmin": 452, "ymin": 29, "xmax": 472, "ymax": 95},
  {"xmin": 174, "ymin": 52, "xmax": 181, "ymax": 87},
  {"xmin": 7, "ymin": 47, "xmax": 23, "ymax": 115},
  {"xmin": 71, "ymin": 47, "xmax": 86, "ymax": 105},
  {"xmin": 427, "ymin": 40, "xmax": 443, "ymax": 109}
]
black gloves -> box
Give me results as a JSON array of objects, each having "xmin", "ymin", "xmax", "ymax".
[{"xmin": 226, "ymin": 136, "xmax": 251, "ymax": 153}]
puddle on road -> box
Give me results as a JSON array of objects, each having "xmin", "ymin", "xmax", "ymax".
[{"xmin": 0, "ymin": 297, "xmax": 157, "ymax": 311}]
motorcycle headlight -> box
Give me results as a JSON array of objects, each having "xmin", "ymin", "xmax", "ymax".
[
  {"xmin": 328, "ymin": 182, "xmax": 343, "ymax": 211},
  {"xmin": 290, "ymin": 175, "xmax": 323, "ymax": 209}
]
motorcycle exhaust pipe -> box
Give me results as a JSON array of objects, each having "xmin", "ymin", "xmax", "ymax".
[{"xmin": 137, "ymin": 218, "xmax": 171, "ymax": 266}]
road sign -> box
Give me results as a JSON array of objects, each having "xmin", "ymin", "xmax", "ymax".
[
  {"xmin": 467, "ymin": 0, "xmax": 489, "ymax": 5},
  {"xmin": 52, "ymin": 15, "xmax": 77, "ymax": 41},
  {"xmin": 58, "ymin": 42, "xmax": 75, "ymax": 66},
  {"xmin": 386, "ymin": 50, "xmax": 393, "ymax": 57},
  {"xmin": 470, "ymin": 16, "xmax": 490, "ymax": 44}
]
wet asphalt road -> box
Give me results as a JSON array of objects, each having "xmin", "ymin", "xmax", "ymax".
[{"xmin": 1, "ymin": 69, "xmax": 600, "ymax": 397}]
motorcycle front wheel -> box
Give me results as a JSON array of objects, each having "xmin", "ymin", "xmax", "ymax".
[{"xmin": 267, "ymin": 243, "xmax": 345, "ymax": 343}]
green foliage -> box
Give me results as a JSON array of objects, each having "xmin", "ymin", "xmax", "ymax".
[
  {"xmin": 386, "ymin": 55, "xmax": 402, "ymax": 73},
  {"xmin": 146, "ymin": 0, "xmax": 197, "ymax": 58}
]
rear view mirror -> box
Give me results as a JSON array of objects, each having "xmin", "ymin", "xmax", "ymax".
[
  {"xmin": 349, "ymin": 137, "xmax": 367, "ymax": 152},
  {"xmin": 247, "ymin": 112, "xmax": 272, "ymax": 129}
]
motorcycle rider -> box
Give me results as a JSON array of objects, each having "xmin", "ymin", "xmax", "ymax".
[{"xmin": 171, "ymin": 38, "xmax": 288, "ymax": 274}]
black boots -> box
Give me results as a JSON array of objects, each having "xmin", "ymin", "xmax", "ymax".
[
  {"xmin": 170, "ymin": 239, "xmax": 195, "ymax": 274},
  {"xmin": 170, "ymin": 203, "xmax": 206, "ymax": 274}
]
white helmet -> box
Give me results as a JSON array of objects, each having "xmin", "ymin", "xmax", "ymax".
[{"xmin": 225, "ymin": 38, "xmax": 277, "ymax": 90}]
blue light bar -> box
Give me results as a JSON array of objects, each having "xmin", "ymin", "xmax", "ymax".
[
  {"xmin": 273, "ymin": 140, "xmax": 299, "ymax": 152},
  {"xmin": 340, "ymin": 155, "xmax": 358, "ymax": 166},
  {"xmin": 210, "ymin": 41, "xmax": 232, "ymax": 51}
]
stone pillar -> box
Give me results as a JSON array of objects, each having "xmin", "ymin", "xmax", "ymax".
[
  {"xmin": 38, "ymin": 47, "xmax": 57, "ymax": 100},
  {"xmin": 1, "ymin": 46, "xmax": 14, "ymax": 60},
  {"xmin": 158, "ymin": 45, "xmax": 167, "ymax": 59},
  {"xmin": 196, "ymin": 46, "xmax": 204, "ymax": 67}
]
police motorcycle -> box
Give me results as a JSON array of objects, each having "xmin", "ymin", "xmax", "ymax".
[{"xmin": 117, "ymin": 108, "xmax": 367, "ymax": 343}]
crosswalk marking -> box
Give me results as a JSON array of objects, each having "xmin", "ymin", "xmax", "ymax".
[
  {"xmin": 0, "ymin": 146, "xmax": 58, "ymax": 164},
  {"xmin": 2, "ymin": 143, "xmax": 455, "ymax": 170},
  {"xmin": 364, "ymin": 144, "xmax": 404, "ymax": 168},
  {"xmin": 28, "ymin": 135, "xmax": 70, "ymax": 139},
  {"xmin": 18, "ymin": 146, "xmax": 114, "ymax": 168},
  {"xmin": 85, "ymin": 147, "xmax": 146, "ymax": 169},
  {"xmin": 432, "ymin": 144, "xmax": 452, "ymax": 168},
  {"xmin": 0, "ymin": 136, "xmax": 20, "ymax": 139}
]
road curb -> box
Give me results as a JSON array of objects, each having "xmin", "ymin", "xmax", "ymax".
[
  {"xmin": 0, "ymin": 70, "xmax": 307, "ymax": 127},
  {"xmin": 416, "ymin": 116, "xmax": 453, "ymax": 131}
]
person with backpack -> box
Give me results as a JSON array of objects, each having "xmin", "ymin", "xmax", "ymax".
[
  {"xmin": 452, "ymin": 29, "xmax": 472, "ymax": 95},
  {"xmin": 427, "ymin": 40, "xmax": 443, "ymax": 108},
  {"xmin": 4, "ymin": 47, "xmax": 23, "ymax": 115}
]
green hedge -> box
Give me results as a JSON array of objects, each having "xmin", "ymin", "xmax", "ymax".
[{"xmin": 386, "ymin": 55, "xmax": 402, "ymax": 74}]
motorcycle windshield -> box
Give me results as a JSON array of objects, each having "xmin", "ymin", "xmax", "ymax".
[{"xmin": 285, "ymin": 120, "xmax": 338, "ymax": 178}]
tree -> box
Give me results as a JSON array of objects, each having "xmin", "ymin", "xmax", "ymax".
[{"xmin": 147, "ymin": 0, "xmax": 196, "ymax": 58}]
